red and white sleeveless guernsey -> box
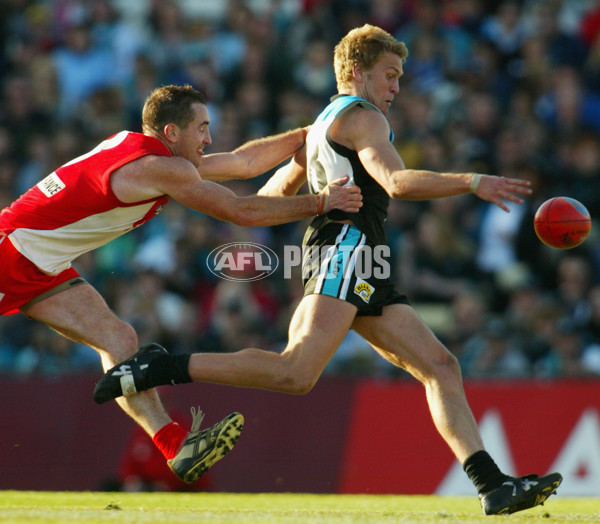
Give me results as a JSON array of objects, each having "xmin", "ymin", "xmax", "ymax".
[{"xmin": 0, "ymin": 131, "xmax": 171, "ymax": 275}]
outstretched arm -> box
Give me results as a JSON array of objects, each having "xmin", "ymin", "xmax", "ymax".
[
  {"xmin": 120, "ymin": 155, "xmax": 361, "ymax": 227},
  {"xmin": 199, "ymin": 128, "xmax": 307, "ymax": 182},
  {"xmin": 345, "ymin": 108, "xmax": 531, "ymax": 212}
]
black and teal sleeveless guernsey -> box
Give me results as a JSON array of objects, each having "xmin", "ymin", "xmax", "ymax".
[{"xmin": 306, "ymin": 94, "xmax": 394, "ymax": 247}]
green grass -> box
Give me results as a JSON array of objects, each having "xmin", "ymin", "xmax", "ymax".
[{"xmin": 0, "ymin": 491, "xmax": 597, "ymax": 523}]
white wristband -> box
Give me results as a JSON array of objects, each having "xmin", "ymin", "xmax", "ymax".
[{"xmin": 470, "ymin": 173, "xmax": 482, "ymax": 193}]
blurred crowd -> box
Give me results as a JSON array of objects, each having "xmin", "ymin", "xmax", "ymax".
[{"xmin": 1, "ymin": 0, "xmax": 600, "ymax": 381}]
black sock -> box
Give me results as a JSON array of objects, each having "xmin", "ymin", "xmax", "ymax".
[
  {"xmin": 145, "ymin": 353, "xmax": 192, "ymax": 388},
  {"xmin": 463, "ymin": 450, "xmax": 508, "ymax": 494}
]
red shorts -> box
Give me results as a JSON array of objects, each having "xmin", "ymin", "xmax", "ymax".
[{"xmin": 0, "ymin": 235, "xmax": 82, "ymax": 315}]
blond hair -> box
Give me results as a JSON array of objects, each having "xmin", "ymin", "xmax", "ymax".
[{"xmin": 334, "ymin": 24, "xmax": 408, "ymax": 89}]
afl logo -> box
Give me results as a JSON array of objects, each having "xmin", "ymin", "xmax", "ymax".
[{"xmin": 207, "ymin": 242, "xmax": 279, "ymax": 282}]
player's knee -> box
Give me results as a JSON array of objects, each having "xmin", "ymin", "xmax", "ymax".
[
  {"xmin": 422, "ymin": 346, "xmax": 462, "ymax": 385},
  {"xmin": 433, "ymin": 350, "xmax": 462, "ymax": 384},
  {"xmin": 106, "ymin": 321, "xmax": 138, "ymax": 362},
  {"xmin": 269, "ymin": 346, "xmax": 321, "ymax": 394},
  {"xmin": 122, "ymin": 323, "xmax": 139, "ymax": 352}
]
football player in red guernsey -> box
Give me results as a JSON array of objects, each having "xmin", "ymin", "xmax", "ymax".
[{"xmin": 0, "ymin": 84, "xmax": 362, "ymax": 484}]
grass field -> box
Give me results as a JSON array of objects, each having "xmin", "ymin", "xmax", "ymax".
[{"xmin": 0, "ymin": 491, "xmax": 598, "ymax": 524}]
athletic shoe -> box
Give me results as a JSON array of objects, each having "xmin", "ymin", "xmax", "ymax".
[
  {"xmin": 93, "ymin": 343, "xmax": 167, "ymax": 404},
  {"xmin": 168, "ymin": 407, "xmax": 244, "ymax": 483},
  {"xmin": 480, "ymin": 472, "xmax": 563, "ymax": 515}
]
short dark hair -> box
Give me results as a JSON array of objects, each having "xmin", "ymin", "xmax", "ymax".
[{"xmin": 142, "ymin": 84, "xmax": 207, "ymax": 134}]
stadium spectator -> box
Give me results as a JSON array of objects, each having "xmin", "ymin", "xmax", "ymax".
[
  {"xmin": 395, "ymin": 208, "xmax": 479, "ymax": 303},
  {"xmin": 1, "ymin": 74, "xmax": 53, "ymax": 163},
  {"xmin": 535, "ymin": 66, "xmax": 600, "ymax": 136},
  {"xmin": 535, "ymin": 317, "xmax": 600, "ymax": 378},
  {"xmin": 553, "ymin": 254, "xmax": 594, "ymax": 327},
  {"xmin": 480, "ymin": 0, "xmax": 528, "ymax": 69},
  {"xmin": 13, "ymin": 323, "xmax": 99, "ymax": 376},
  {"xmin": 460, "ymin": 316, "xmax": 530, "ymax": 378},
  {"xmin": 293, "ymin": 38, "xmax": 336, "ymax": 102},
  {"xmin": 395, "ymin": 0, "xmax": 473, "ymax": 77},
  {"xmin": 581, "ymin": 285, "xmax": 600, "ymax": 345},
  {"xmin": 526, "ymin": 1, "xmax": 588, "ymax": 69},
  {"xmin": 51, "ymin": 21, "xmax": 118, "ymax": 121}
]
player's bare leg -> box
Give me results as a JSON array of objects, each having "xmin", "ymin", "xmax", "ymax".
[
  {"xmin": 94, "ymin": 294, "xmax": 356, "ymax": 399},
  {"xmin": 24, "ymin": 283, "xmax": 244, "ymax": 483},
  {"xmin": 351, "ymin": 303, "xmax": 482, "ymax": 462},
  {"xmin": 352, "ymin": 303, "xmax": 562, "ymax": 514},
  {"xmin": 186, "ymin": 294, "xmax": 357, "ymax": 393},
  {"xmin": 23, "ymin": 283, "xmax": 171, "ymax": 435}
]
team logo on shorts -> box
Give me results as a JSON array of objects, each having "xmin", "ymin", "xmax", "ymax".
[{"xmin": 354, "ymin": 278, "xmax": 374, "ymax": 303}]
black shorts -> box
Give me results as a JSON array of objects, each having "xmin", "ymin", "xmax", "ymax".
[{"xmin": 302, "ymin": 223, "xmax": 409, "ymax": 316}]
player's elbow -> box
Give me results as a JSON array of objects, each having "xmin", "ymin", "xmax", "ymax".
[{"xmin": 386, "ymin": 179, "xmax": 411, "ymax": 199}]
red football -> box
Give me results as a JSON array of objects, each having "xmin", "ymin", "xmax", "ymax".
[{"xmin": 534, "ymin": 196, "xmax": 591, "ymax": 249}]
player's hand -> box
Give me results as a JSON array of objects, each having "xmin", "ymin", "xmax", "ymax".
[
  {"xmin": 320, "ymin": 176, "xmax": 362, "ymax": 213},
  {"xmin": 474, "ymin": 174, "xmax": 532, "ymax": 212}
]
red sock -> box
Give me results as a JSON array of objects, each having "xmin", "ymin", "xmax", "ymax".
[{"xmin": 152, "ymin": 422, "xmax": 187, "ymax": 460}]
